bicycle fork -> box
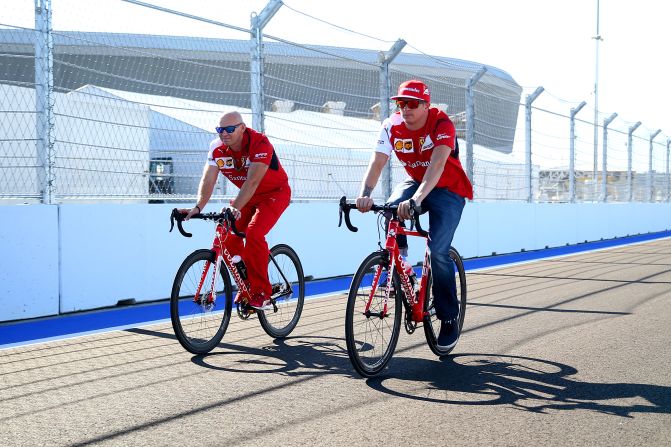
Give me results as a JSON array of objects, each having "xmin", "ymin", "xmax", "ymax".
[
  {"xmin": 363, "ymin": 263, "xmax": 390, "ymax": 319},
  {"xmin": 193, "ymin": 259, "xmax": 216, "ymax": 308}
]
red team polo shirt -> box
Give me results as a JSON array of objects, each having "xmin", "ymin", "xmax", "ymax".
[
  {"xmin": 207, "ymin": 127, "xmax": 289, "ymax": 195},
  {"xmin": 375, "ymin": 108, "xmax": 473, "ymax": 200}
]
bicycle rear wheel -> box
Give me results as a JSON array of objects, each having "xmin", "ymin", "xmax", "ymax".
[
  {"xmin": 258, "ymin": 244, "xmax": 305, "ymax": 338},
  {"xmin": 423, "ymin": 247, "xmax": 467, "ymax": 356},
  {"xmin": 170, "ymin": 249, "xmax": 233, "ymax": 354},
  {"xmin": 345, "ymin": 251, "xmax": 402, "ymax": 377}
]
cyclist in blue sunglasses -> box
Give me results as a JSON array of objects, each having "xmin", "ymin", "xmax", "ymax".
[{"xmin": 182, "ymin": 111, "xmax": 291, "ymax": 310}]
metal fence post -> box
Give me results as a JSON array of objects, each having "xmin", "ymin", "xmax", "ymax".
[
  {"xmin": 569, "ymin": 101, "xmax": 586, "ymax": 203},
  {"xmin": 378, "ymin": 39, "xmax": 405, "ymax": 199},
  {"xmin": 465, "ymin": 67, "xmax": 486, "ymax": 187},
  {"xmin": 667, "ymin": 139, "xmax": 671, "ymax": 202},
  {"xmin": 601, "ymin": 113, "xmax": 617, "ymax": 202},
  {"xmin": 627, "ymin": 121, "xmax": 641, "ymax": 202},
  {"xmin": 35, "ymin": 0, "xmax": 55, "ymax": 204},
  {"xmin": 250, "ymin": 0, "xmax": 282, "ymax": 134},
  {"xmin": 525, "ymin": 87, "xmax": 544, "ymax": 202},
  {"xmin": 648, "ymin": 129, "xmax": 662, "ymax": 202}
]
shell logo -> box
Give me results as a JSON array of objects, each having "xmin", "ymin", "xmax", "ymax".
[{"xmin": 393, "ymin": 138, "xmax": 414, "ymax": 153}]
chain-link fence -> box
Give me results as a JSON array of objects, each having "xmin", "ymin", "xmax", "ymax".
[{"xmin": 1, "ymin": 0, "xmax": 669, "ymax": 204}]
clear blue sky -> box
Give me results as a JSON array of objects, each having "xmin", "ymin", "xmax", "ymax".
[{"xmin": 6, "ymin": 0, "xmax": 669, "ymax": 136}]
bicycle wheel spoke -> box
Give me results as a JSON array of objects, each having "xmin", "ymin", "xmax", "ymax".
[
  {"xmin": 423, "ymin": 247, "xmax": 467, "ymax": 356},
  {"xmin": 345, "ymin": 252, "xmax": 401, "ymax": 377},
  {"xmin": 258, "ymin": 245, "xmax": 305, "ymax": 338},
  {"xmin": 171, "ymin": 250, "xmax": 232, "ymax": 354}
]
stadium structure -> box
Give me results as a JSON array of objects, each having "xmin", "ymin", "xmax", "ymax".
[
  {"xmin": 1, "ymin": 30, "xmax": 529, "ymax": 202},
  {"xmin": 1, "ymin": 30, "xmax": 522, "ymax": 150}
]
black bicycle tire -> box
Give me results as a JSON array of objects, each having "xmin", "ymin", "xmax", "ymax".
[
  {"xmin": 258, "ymin": 244, "xmax": 305, "ymax": 338},
  {"xmin": 423, "ymin": 246, "xmax": 467, "ymax": 356},
  {"xmin": 345, "ymin": 251, "xmax": 402, "ymax": 377},
  {"xmin": 170, "ymin": 249, "xmax": 232, "ymax": 354}
]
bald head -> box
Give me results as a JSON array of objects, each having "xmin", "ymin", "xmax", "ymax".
[
  {"xmin": 220, "ymin": 111, "xmax": 244, "ymax": 127},
  {"xmin": 217, "ymin": 111, "xmax": 246, "ymax": 150}
]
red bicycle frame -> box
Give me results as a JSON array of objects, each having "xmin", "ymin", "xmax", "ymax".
[
  {"xmin": 365, "ymin": 218, "xmax": 430, "ymax": 323},
  {"xmin": 170, "ymin": 210, "xmax": 252, "ymax": 307}
]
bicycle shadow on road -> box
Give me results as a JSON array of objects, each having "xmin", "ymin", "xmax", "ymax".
[
  {"xmin": 365, "ymin": 353, "xmax": 671, "ymax": 417},
  {"xmin": 189, "ymin": 335, "xmax": 357, "ymax": 378}
]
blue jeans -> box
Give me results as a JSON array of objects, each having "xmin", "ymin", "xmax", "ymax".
[{"xmin": 387, "ymin": 178, "xmax": 465, "ymax": 321}]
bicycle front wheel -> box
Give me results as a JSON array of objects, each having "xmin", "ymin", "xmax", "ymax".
[
  {"xmin": 423, "ymin": 247, "xmax": 467, "ymax": 356},
  {"xmin": 170, "ymin": 249, "xmax": 233, "ymax": 354},
  {"xmin": 345, "ymin": 251, "xmax": 402, "ymax": 377},
  {"xmin": 258, "ymin": 244, "xmax": 305, "ymax": 338}
]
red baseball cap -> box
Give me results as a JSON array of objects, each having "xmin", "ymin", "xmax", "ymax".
[{"xmin": 390, "ymin": 79, "xmax": 430, "ymax": 103}]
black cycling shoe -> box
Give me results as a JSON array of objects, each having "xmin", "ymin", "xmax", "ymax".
[{"xmin": 436, "ymin": 317, "xmax": 460, "ymax": 350}]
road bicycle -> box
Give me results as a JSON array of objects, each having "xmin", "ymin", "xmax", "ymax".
[
  {"xmin": 338, "ymin": 196, "xmax": 467, "ymax": 377},
  {"xmin": 169, "ymin": 208, "xmax": 305, "ymax": 354}
]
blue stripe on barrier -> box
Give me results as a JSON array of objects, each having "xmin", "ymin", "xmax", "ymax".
[
  {"xmin": 2, "ymin": 230, "xmax": 670, "ymax": 349},
  {"xmin": 463, "ymin": 230, "xmax": 671, "ymax": 271}
]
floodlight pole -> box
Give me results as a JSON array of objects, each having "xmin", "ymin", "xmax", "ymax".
[
  {"xmin": 601, "ymin": 112, "xmax": 617, "ymax": 202},
  {"xmin": 626, "ymin": 121, "xmax": 641, "ymax": 201},
  {"xmin": 250, "ymin": 0, "xmax": 283, "ymax": 133},
  {"xmin": 378, "ymin": 39, "xmax": 406, "ymax": 199},
  {"xmin": 592, "ymin": 0, "xmax": 603, "ymax": 187},
  {"xmin": 569, "ymin": 101, "xmax": 586, "ymax": 203}
]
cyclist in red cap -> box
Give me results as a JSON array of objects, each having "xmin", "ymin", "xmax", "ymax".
[
  {"xmin": 182, "ymin": 111, "xmax": 291, "ymax": 310},
  {"xmin": 356, "ymin": 79, "xmax": 473, "ymax": 350}
]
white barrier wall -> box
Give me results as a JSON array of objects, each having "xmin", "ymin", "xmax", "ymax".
[
  {"xmin": 0, "ymin": 205, "xmax": 60, "ymax": 320},
  {"xmin": 1, "ymin": 201, "xmax": 670, "ymax": 322}
]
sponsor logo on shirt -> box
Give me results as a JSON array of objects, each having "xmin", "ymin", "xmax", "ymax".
[
  {"xmin": 215, "ymin": 157, "xmax": 237, "ymax": 169},
  {"xmin": 436, "ymin": 133, "xmax": 452, "ymax": 142},
  {"xmin": 255, "ymin": 152, "xmax": 268, "ymax": 159},
  {"xmin": 233, "ymin": 156, "xmax": 248, "ymax": 171},
  {"xmin": 421, "ymin": 135, "xmax": 434, "ymax": 151},
  {"xmin": 228, "ymin": 175, "xmax": 247, "ymax": 181},
  {"xmin": 393, "ymin": 138, "xmax": 414, "ymax": 153},
  {"xmin": 401, "ymin": 160, "xmax": 430, "ymax": 168}
]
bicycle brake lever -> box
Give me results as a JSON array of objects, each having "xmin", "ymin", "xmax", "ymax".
[
  {"xmin": 224, "ymin": 208, "xmax": 245, "ymax": 238},
  {"xmin": 338, "ymin": 196, "xmax": 346, "ymax": 228},
  {"xmin": 408, "ymin": 200, "xmax": 427, "ymax": 237},
  {"xmin": 339, "ymin": 196, "xmax": 358, "ymax": 232},
  {"xmin": 170, "ymin": 208, "xmax": 192, "ymax": 237},
  {"xmin": 169, "ymin": 209, "xmax": 176, "ymax": 232}
]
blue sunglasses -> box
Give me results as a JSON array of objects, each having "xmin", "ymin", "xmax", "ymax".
[{"xmin": 215, "ymin": 123, "xmax": 243, "ymax": 134}]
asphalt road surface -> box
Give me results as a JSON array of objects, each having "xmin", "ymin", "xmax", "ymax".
[{"xmin": 2, "ymin": 238, "xmax": 670, "ymax": 446}]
